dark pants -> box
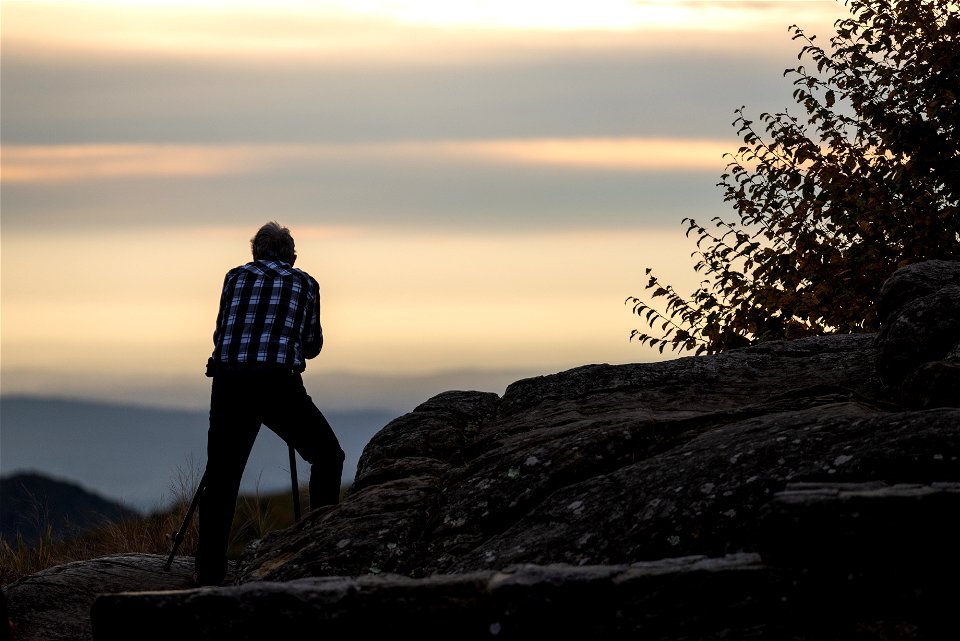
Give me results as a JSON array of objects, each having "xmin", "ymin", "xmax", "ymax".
[{"xmin": 194, "ymin": 369, "xmax": 344, "ymax": 585}]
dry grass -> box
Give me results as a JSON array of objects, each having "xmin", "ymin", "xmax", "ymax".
[
  {"xmin": 0, "ymin": 463, "xmax": 316, "ymax": 586},
  {"xmin": 0, "ymin": 506, "xmax": 196, "ymax": 586}
]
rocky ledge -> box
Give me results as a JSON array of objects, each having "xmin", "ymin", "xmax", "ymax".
[{"xmin": 4, "ymin": 260, "xmax": 959, "ymax": 641}]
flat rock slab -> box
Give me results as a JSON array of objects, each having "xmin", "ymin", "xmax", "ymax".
[
  {"xmin": 92, "ymin": 554, "xmax": 780, "ymax": 641},
  {"xmin": 89, "ymin": 545, "xmax": 958, "ymax": 641},
  {"xmin": 3, "ymin": 555, "xmax": 233, "ymax": 641}
]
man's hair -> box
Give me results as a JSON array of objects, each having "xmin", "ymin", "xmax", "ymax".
[{"xmin": 251, "ymin": 221, "xmax": 296, "ymax": 264}]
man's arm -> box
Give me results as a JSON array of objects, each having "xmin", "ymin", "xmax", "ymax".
[
  {"xmin": 211, "ymin": 270, "xmax": 235, "ymax": 347},
  {"xmin": 302, "ymin": 275, "xmax": 323, "ymax": 360}
]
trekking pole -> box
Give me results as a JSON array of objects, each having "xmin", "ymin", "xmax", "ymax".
[
  {"xmin": 288, "ymin": 444, "xmax": 301, "ymax": 521},
  {"xmin": 163, "ymin": 445, "xmax": 299, "ymax": 572},
  {"xmin": 163, "ymin": 467, "xmax": 207, "ymax": 571}
]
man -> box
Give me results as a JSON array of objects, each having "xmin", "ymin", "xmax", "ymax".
[{"xmin": 194, "ymin": 221, "xmax": 344, "ymax": 586}]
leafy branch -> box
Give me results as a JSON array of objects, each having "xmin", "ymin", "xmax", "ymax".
[{"xmin": 628, "ymin": 0, "xmax": 960, "ymax": 355}]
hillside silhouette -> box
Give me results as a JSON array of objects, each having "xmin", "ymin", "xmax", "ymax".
[{"xmin": 0, "ymin": 472, "xmax": 140, "ymax": 548}]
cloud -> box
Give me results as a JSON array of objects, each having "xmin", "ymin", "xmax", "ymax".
[
  {"xmin": 1, "ymin": 138, "xmax": 734, "ymax": 184},
  {"xmin": 2, "ymin": 0, "xmax": 845, "ymax": 152},
  {"xmin": 1, "ymin": 142, "xmax": 727, "ymax": 232},
  {"xmin": 1, "ymin": 145, "xmax": 256, "ymax": 183},
  {"xmin": 2, "ymin": 45, "xmax": 806, "ymax": 148},
  {"xmin": 3, "ymin": 0, "xmax": 844, "ymax": 62},
  {"xmin": 456, "ymin": 138, "xmax": 734, "ymax": 171}
]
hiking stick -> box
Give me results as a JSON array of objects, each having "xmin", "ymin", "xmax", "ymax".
[
  {"xmin": 289, "ymin": 444, "xmax": 301, "ymax": 521},
  {"xmin": 163, "ymin": 468, "xmax": 207, "ymax": 571},
  {"xmin": 163, "ymin": 444, "xmax": 301, "ymax": 572}
]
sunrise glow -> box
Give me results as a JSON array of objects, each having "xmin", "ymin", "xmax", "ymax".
[
  {"xmin": 4, "ymin": 0, "xmax": 843, "ymax": 61},
  {"xmin": 2, "ymin": 0, "xmax": 850, "ymax": 411},
  {"xmin": 5, "ymin": 0, "xmax": 833, "ymax": 31}
]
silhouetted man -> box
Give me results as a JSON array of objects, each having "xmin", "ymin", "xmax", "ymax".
[{"xmin": 194, "ymin": 221, "xmax": 344, "ymax": 586}]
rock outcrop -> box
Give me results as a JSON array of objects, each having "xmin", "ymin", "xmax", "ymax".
[
  {"xmin": 3, "ymin": 555, "xmax": 200, "ymax": 641},
  {"xmin": 4, "ymin": 261, "xmax": 959, "ymax": 641},
  {"xmin": 875, "ymin": 259, "xmax": 960, "ymax": 408}
]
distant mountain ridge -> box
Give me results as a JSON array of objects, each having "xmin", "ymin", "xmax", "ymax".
[
  {"xmin": 0, "ymin": 472, "xmax": 140, "ymax": 548},
  {"xmin": 0, "ymin": 395, "xmax": 398, "ymax": 513}
]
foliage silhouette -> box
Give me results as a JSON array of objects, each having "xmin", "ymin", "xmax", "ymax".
[{"xmin": 627, "ymin": 0, "xmax": 960, "ymax": 355}]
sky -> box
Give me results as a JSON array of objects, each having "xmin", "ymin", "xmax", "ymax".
[{"xmin": 0, "ymin": 0, "xmax": 851, "ymax": 416}]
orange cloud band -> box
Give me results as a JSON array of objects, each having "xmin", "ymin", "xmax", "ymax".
[{"xmin": 1, "ymin": 139, "xmax": 735, "ymax": 183}]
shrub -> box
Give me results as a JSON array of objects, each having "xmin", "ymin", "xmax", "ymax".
[{"xmin": 627, "ymin": 0, "xmax": 960, "ymax": 355}]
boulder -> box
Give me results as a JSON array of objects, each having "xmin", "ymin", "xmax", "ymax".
[
  {"xmin": 874, "ymin": 260, "xmax": 960, "ymax": 406},
  {"xmin": 875, "ymin": 259, "xmax": 960, "ymax": 324},
  {"xmin": 3, "ymin": 555, "xmax": 200, "ymax": 641}
]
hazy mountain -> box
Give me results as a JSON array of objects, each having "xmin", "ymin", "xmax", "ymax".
[
  {"xmin": 0, "ymin": 396, "xmax": 399, "ymax": 513},
  {"xmin": 1, "ymin": 471, "xmax": 140, "ymax": 548}
]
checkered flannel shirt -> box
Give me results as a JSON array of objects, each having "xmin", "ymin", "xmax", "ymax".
[{"xmin": 209, "ymin": 259, "xmax": 322, "ymax": 372}]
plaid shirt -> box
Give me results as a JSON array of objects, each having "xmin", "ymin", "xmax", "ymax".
[{"xmin": 209, "ymin": 259, "xmax": 322, "ymax": 372}]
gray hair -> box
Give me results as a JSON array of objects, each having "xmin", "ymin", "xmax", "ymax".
[{"xmin": 251, "ymin": 221, "xmax": 296, "ymax": 264}]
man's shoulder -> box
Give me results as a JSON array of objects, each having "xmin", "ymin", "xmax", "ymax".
[
  {"xmin": 292, "ymin": 266, "xmax": 317, "ymax": 280},
  {"xmin": 292, "ymin": 268, "xmax": 320, "ymax": 293},
  {"xmin": 224, "ymin": 261, "xmax": 317, "ymax": 287},
  {"xmin": 227, "ymin": 262, "xmax": 252, "ymax": 274},
  {"xmin": 223, "ymin": 262, "xmax": 256, "ymax": 281},
  {"xmin": 228, "ymin": 260, "xmax": 289, "ymax": 276}
]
